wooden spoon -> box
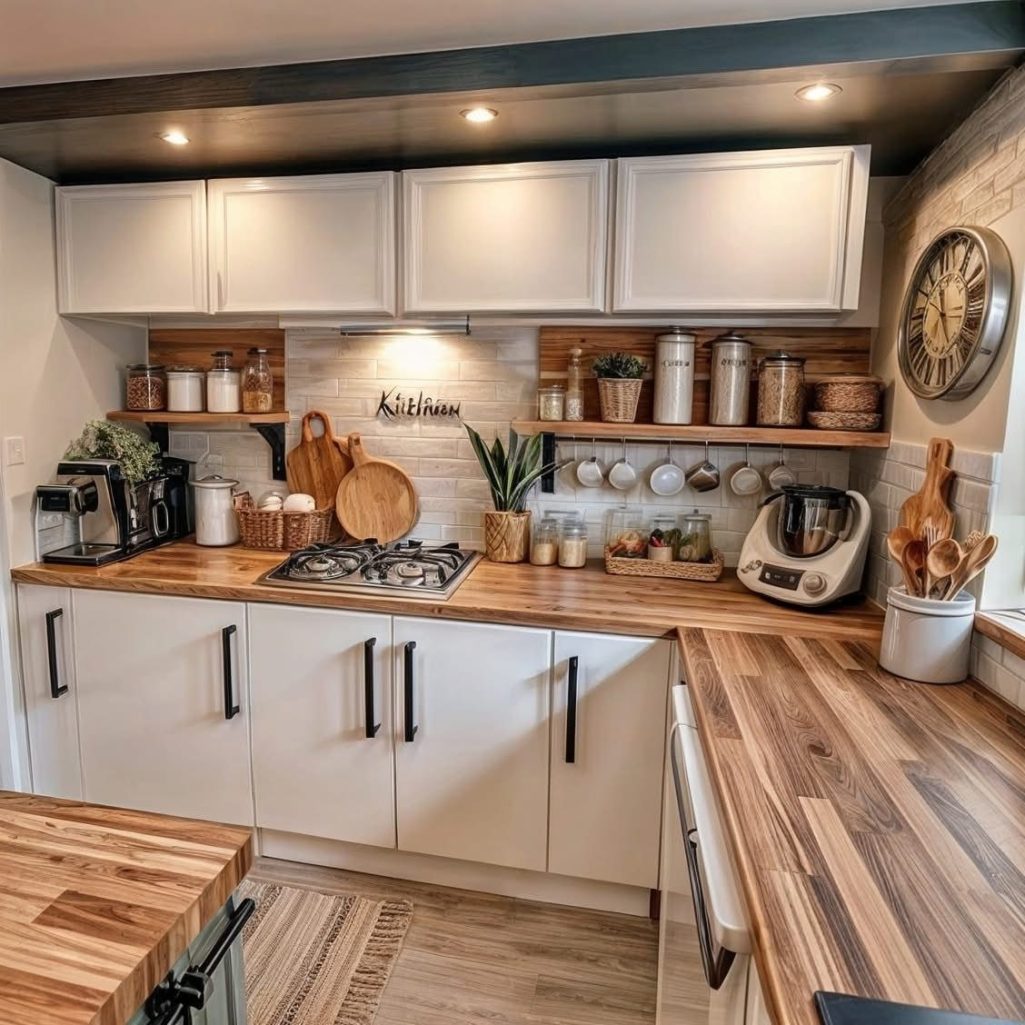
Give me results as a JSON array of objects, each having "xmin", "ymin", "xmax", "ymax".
[
  {"xmin": 944, "ymin": 534, "xmax": 998, "ymax": 599},
  {"xmin": 899, "ymin": 437, "xmax": 955, "ymax": 545},
  {"xmin": 887, "ymin": 526, "xmax": 918, "ymax": 595},
  {"xmin": 900, "ymin": 538, "xmax": 927, "ymax": 598},
  {"xmin": 925, "ymin": 537, "xmax": 962, "ymax": 600}
]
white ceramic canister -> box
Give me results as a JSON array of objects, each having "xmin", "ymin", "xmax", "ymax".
[
  {"xmin": 709, "ymin": 332, "xmax": 752, "ymax": 426},
  {"xmin": 878, "ymin": 586, "xmax": 976, "ymax": 684},
  {"xmin": 166, "ymin": 366, "xmax": 206, "ymax": 412},
  {"xmin": 653, "ymin": 327, "xmax": 696, "ymax": 425},
  {"xmin": 190, "ymin": 475, "xmax": 240, "ymax": 546}
]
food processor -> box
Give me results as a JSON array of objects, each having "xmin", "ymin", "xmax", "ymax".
[{"xmin": 737, "ymin": 485, "xmax": 871, "ymax": 606}]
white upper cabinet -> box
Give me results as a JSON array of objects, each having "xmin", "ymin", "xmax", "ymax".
[
  {"xmin": 613, "ymin": 146, "xmax": 870, "ymax": 312},
  {"xmin": 402, "ymin": 160, "xmax": 609, "ymax": 313},
  {"xmin": 56, "ymin": 180, "xmax": 208, "ymax": 314},
  {"xmin": 208, "ymin": 172, "xmax": 396, "ymax": 314}
]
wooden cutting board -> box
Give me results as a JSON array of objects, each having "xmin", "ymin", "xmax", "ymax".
[
  {"xmin": 285, "ymin": 411, "xmax": 352, "ymax": 509},
  {"xmin": 336, "ymin": 433, "xmax": 418, "ymax": 543},
  {"xmin": 899, "ymin": 436, "xmax": 955, "ymax": 543}
]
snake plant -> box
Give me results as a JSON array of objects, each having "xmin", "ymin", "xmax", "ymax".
[{"xmin": 465, "ymin": 424, "xmax": 563, "ymax": 513}]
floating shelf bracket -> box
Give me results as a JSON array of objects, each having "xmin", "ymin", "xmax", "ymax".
[
  {"xmin": 253, "ymin": 423, "xmax": 287, "ymax": 481},
  {"xmin": 541, "ymin": 431, "xmax": 556, "ymax": 494}
]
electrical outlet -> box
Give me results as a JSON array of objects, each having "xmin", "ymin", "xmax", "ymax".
[{"xmin": 3, "ymin": 436, "xmax": 25, "ymax": 466}]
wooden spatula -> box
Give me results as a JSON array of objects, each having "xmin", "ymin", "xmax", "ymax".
[
  {"xmin": 285, "ymin": 410, "xmax": 353, "ymax": 509},
  {"xmin": 899, "ymin": 437, "xmax": 955, "ymax": 545}
]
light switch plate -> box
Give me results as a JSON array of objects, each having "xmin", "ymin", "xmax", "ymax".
[{"xmin": 3, "ymin": 436, "xmax": 25, "ymax": 466}]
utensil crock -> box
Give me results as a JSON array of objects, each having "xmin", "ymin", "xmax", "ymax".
[{"xmin": 879, "ymin": 586, "xmax": 976, "ymax": 684}]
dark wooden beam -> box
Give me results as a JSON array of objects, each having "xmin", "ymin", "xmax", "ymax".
[{"xmin": 0, "ymin": 2, "xmax": 1022, "ymax": 124}]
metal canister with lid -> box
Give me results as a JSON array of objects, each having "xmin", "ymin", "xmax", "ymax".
[
  {"xmin": 708, "ymin": 331, "xmax": 752, "ymax": 426},
  {"xmin": 653, "ymin": 327, "xmax": 696, "ymax": 425}
]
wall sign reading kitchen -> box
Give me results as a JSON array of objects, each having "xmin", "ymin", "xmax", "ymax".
[{"xmin": 376, "ymin": 387, "xmax": 462, "ymax": 421}]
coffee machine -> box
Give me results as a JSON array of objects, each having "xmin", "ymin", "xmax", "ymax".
[{"xmin": 36, "ymin": 459, "xmax": 191, "ymax": 565}]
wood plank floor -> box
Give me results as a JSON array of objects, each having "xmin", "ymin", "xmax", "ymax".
[{"xmin": 248, "ymin": 857, "xmax": 662, "ymax": 1025}]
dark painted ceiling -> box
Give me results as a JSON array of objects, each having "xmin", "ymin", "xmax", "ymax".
[{"xmin": 0, "ymin": 3, "xmax": 1022, "ymax": 183}]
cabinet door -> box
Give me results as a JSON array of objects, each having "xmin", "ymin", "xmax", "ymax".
[
  {"xmin": 249, "ymin": 604, "xmax": 395, "ymax": 847},
  {"xmin": 16, "ymin": 585, "xmax": 82, "ymax": 799},
  {"xmin": 550, "ymin": 632, "xmax": 670, "ymax": 887},
  {"xmin": 402, "ymin": 160, "xmax": 609, "ymax": 313},
  {"xmin": 73, "ymin": 591, "xmax": 252, "ymax": 824},
  {"xmin": 56, "ymin": 181, "xmax": 208, "ymax": 314},
  {"xmin": 613, "ymin": 146, "xmax": 870, "ymax": 312},
  {"xmin": 745, "ymin": 961, "xmax": 771, "ymax": 1025},
  {"xmin": 392, "ymin": 617, "xmax": 551, "ymax": 870},
  {"xmin": 208, "ymin": 173, "xmax": 396, "ymax": 314}
]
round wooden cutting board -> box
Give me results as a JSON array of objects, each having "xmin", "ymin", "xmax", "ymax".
[
  {"xmin": 285, "ymin": 411, "xmax": 352, "ymax": 509},
  {"xmin": 335, "ymin": 433, "xmax": 418, "ymax": 543}
]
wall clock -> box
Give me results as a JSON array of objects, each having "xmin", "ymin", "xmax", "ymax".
[{"xmin": 897, "ymin": 225, "xmax": 1013, "ymax": 400}]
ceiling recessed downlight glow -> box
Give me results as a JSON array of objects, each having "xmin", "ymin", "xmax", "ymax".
[
  {"xmin": 160, "ymin": 129, "xmax": 190, "ymax": 145},
  {"xmin": 460, "ymin": 107, "xmax": 498, "ymax": 124},
  {"xmin": 795, "ymin": 83, "xmax": 842, "ymax": 103}
]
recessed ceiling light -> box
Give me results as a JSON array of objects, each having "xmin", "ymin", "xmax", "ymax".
[
  {"xmin": 795, "ymin": 83, "xmax": 842, "ymax": 103},
  {"xmin": 460, "ymin": 107, "xmax": 498, "ymax": 124},
  {"xmin": 160, "ymin": 129, "xmax": 190, "ymax": 145}
]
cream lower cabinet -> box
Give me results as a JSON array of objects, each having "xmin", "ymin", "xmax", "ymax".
[
  {"xmin": 392, "ymin": 617, "xmax": 551, "ymax": 870},
  {"xmin": 249, "ymin": 604, "xmax": 395, "ymax": 848},
  {"xmin": 16, "ymin": 585, "xmax": 82, "ymax": 799},
  {"xmin": 549, "ymin": 632, "xmax": 671, "ymax": 887},
  {"xmin": 72, "ymin": 591, "xmax": 253, "ymax": 824}
]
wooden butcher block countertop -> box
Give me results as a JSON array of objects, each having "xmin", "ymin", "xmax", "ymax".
[
  {"xmin": 0, "ymin": 792, "xmax": 252, "ymax": 1025},
  {"xmin": 678, "ymin": 627, "xmax": 1025, "ymax": 1025},
  {"xmin": 11, "ymin": 541, "xmax": 883, "ymax": 641}
]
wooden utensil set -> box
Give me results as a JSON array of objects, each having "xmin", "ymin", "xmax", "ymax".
[
  {"xmin": 286, "ymin": 410, "xmax": 418, "ymax": 544},
  {"xmin": 885, "ymin": 437, "xmax": 997, "ymax": 600}
]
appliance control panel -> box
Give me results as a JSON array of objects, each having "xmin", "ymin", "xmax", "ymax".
[{"xmin": 758, "ymin": 564, "xmax": 803, "ymax": 591}]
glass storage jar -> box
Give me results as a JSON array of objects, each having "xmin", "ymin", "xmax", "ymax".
[
  {"xmin": 558, "ymin": 518, "xmax": 588, "ymax": 568},
  {"xmin": 604, "ymin": 506, "xmax": 648, "ymax": 560},
  {"xmin": 207, "ymin": 351, "xmax": 241, "ymax": 413},
  {"xmin": 648, "ymin": 514, "xmax": 678, "ymax": 562},
  {"xmin": 677, "ymin": 510, "xmax": 713, "ymax": 563},
  {"xmin": 538, "ymin": 385, "xmax": 566, "ymax": 421},
  {"xmin": 166, "ymin": 366, "xmax": 205, "ymax": 412},
  {"xmin": 757, "ymin": 351, "xmax": 806, "ymax": 426},
  {"xmin": 530, "ymin": 516, "xmax": 560, "ymax": 566},
  {"xmin": 241, "ymin": 347, "xmax": 274, "ymax": 413},
  {"xmin": 125, "ymin": 363, "xmax": 166, "ymax": 411},
  {"xmin": 564, "ymin": 347, "xmax": 585, "ymax": 422}
]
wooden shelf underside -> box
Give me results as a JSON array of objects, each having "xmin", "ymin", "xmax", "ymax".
[
  {"xmin": 511, "ymin": 420, "xmax": 890, "ymax": 449},
  {"xmin": 108, "ymin": 410, "xmax": 290, "ymax": 425}
]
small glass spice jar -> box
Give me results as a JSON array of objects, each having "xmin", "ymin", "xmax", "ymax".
[
  {"xmin": 677, "ymin": 510, "xmax": 713, "ymax": 564},
  {"xmin": 538, "ymin": 385, "xmax": 566, "ymax": 422},
  {"xmin": 207, "ymin": 351, "xmax": 241, "ymax": 413},
  {"xmin": 241, "ymin": 347, "xmax": 274, "ymax": 413},
  {"xmin": 564, "ymin": 347, "xmax": 585, "ymax": 422},
  {"xmin": 757, "ymin": 351, "xmax": 806, "ymax": 427},
  {"xmin": 558, "ymin": 518, "xmax": 589, "ymax": 568},
  {"xmin": 125, "ymin": 364, "xmax": 167, "ymax": 411},
  {"xmin": 166, "ymin": 366, "xmax": 205, "ymax": 412},
  {"xmin": 530, "ymin": 516, "xmax": 560, "ymax": 566}
]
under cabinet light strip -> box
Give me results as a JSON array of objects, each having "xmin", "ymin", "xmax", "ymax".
[{"xmin": 339, "ymin": 316, "xmax": 471, "ymax": 337}]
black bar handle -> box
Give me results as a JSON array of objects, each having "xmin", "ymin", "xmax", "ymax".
[
  {"xmin": 45, "ymin": 609, "xmax": 68, "ymax": 699},
  {"xmin": 222, "ymin": 625, "xmax": 239, "ymax": 720},
  {"xmin": 364, "ymin": 638, "xmax": 381, "ymax": 738},
  {"xmin": 404, "ymin": 641, "xmax": 418, "ymax": 742},
  {"xmin": 565, "ymin": 655, "xmax": 578, "ymax": 764}
]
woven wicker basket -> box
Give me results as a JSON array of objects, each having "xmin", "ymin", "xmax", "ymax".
[
  {"xmin": 597, "ymin": 378, "xmax": 643, "ymax": 423},
  {"xmin": 604, "ymin": 547, "xmax": 724, "ymax": 581},
  {"xmin": 812, "ymin": 375, "xmax": 883, "ymax": 413},
  {"xmin": 234, "ymin": 493, "xmax": 334, "ymax": 551}
]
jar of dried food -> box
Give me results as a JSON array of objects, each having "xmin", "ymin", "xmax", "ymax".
[
  {"xmin": 677, "ymin": 510, "xmax": 712, "ymax": 563},
  {"xmin": 757, "ymin": 351, "xmax": 806, "ymax": 426},
  {"xmin": 242, "ymin": 347, "xmax": 274, "ymax": 413},
  {"xmin": 709, "ymin": 332, "xmax": 752, "ymax": 425},
  {"xmin": 125, "ymin": 364, "xmax": 166, "ymax": 411},
  {"xmin": 530, "ymin": 516, "xmax": 560, "ymax": 566},
  {"xmin": 558, "ymin": 518, "xmax": 588, "ymax": 568},
  {"xmin": 604, "ymin": 506, "xmax": 648, "ymax": 560},
  {"xmin": 166, "ymin": 366, "xmax": 205, "ymax": 412},
  {"xmin": 538, "ymin": 385, "xmax": 565, "ymax": 421},
  {"xmin": 648, "ymin": 515, "xmax": 679, "ymax": 562},
  {"xmin": 564, "ymin": 347, "xmax": 585, "ymax": 421},
  {"xmin": 207, "ymin": 351, "xmax": 241, "ymax": 414}
]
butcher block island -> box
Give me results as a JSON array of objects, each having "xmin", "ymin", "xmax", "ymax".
[{"xmin": 0, "ymin": 792, "xmax": 252, "ymax": 1025}]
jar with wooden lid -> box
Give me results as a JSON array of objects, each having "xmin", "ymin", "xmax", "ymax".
[
  {"xmin": 530, "ymin": 516, "xmax": 560, "ymax": 566},
  {"xmin": 756, "ymin": 351, "xmax": 806, "ymax": 426},
  {"xmin": 242, "ymin": 347, "xmax": 274, "ymax": 413},
  {"xmin": 558, "ymin": 518, "xmax": 588, "ymax": 568},
  {"xmin": 125, "ymin": 363, "xmax": 166, "ymax": 411}
]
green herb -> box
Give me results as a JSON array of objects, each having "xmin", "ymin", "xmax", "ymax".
[
  {"xmin": 65, "ymin": 420, "xmax": 160, "ymax": 485},
  {"xmin": 592, "ymin": 352, "xmax": 648, "ymax": 380},
  {"xmin": 464, "ymin": 424, "xmax": 565, "ymax": 512}
]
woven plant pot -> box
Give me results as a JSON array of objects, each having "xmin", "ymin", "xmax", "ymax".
[
  {"xmin": 597, "ymin": 378, "xmax": 643, "ymax": 423},
  {"xmin": 484, "ymin": 511, "xmax": 531, "ymax": 563}
]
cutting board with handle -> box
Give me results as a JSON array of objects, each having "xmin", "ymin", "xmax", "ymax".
[
  {"xmin": 336, "ymin": 432, "xmax": 418, "ymax": 543},
  {"xmin": 285, "ymin": 411, "xmax": 352, "ymax": 509},
  {"xmin": 899, "ymin": 436, "xmax": 955, "ymax": 544}
]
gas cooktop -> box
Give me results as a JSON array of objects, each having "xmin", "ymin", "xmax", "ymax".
[{"xmin": 259, "ymin": 539, "xmax": 481, "ymax": 600}]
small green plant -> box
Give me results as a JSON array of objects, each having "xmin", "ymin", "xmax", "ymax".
[
  {"xmin": 464, "ymin": 424, "xmax": 563, "ymax": 512},
  {"xmin": 592, "ymin": 352, "xmax": 648, "ymax": 379},
  {"xmin": 65, "ymin": 420, "xmax": 160, "ymax": 485}
]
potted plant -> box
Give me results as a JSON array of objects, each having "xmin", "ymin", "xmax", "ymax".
[
  {"xmin": 65, "ymin": 420, "xmax": 160, "ymax": 485},
  {"xmin": 465, "ymin": 424, "xmax": 561, "ymax": 563},
  {"xmin": 593, "ymin": 353, "xmax": 648, "ymax": 423}
]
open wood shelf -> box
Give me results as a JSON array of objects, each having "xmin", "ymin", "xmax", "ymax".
[
  {"xmin": 511, "ymin": 420, "xmax": 890, "ymax": 449},
  {"xmin": 108, "ymin": 410, "xmax": 290, "ymax": 426}
]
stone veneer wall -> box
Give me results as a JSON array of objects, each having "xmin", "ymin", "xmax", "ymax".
[{"xmin": 169, "ymin": 325, "xmax": 849, "ymax": 561}]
